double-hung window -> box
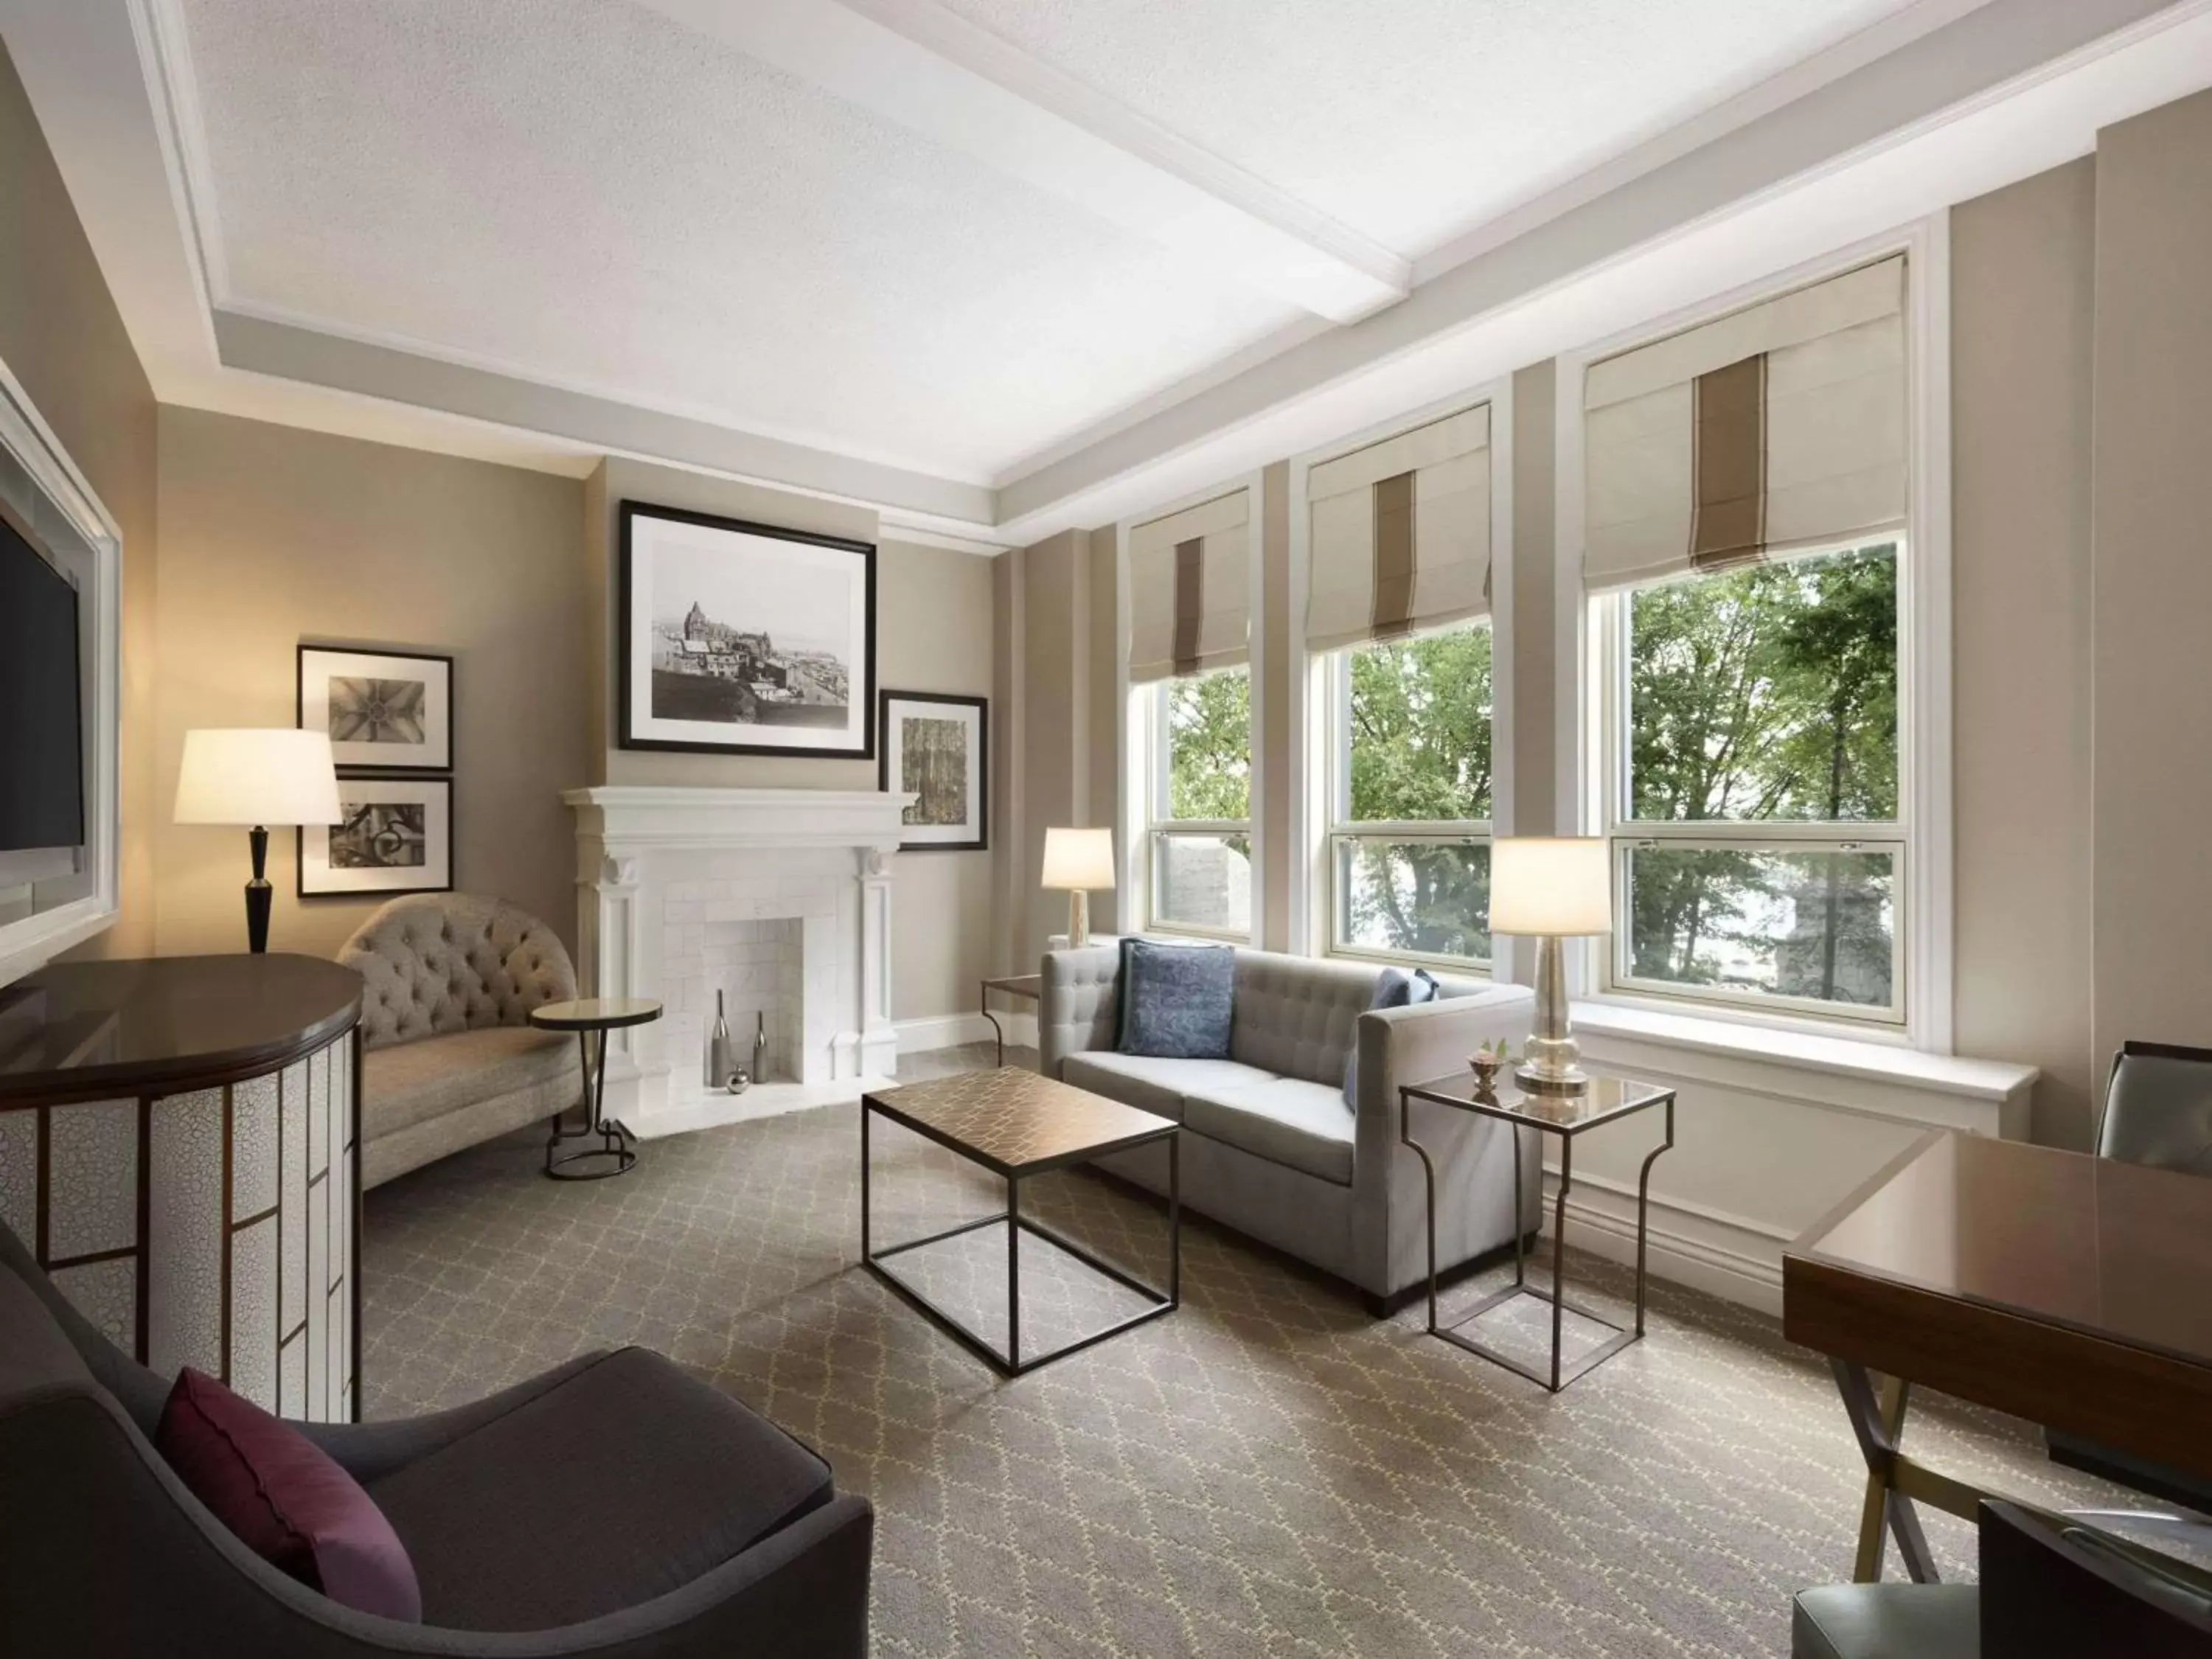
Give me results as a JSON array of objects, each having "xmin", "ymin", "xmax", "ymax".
[
  {"xmin": 1306, "ymin": 403, "xmax": 1497, "ymax": 971},
  {"xmin": 1582, "ymin": 254, "xmax": 1912, "ymax": 1024},
  {"xmin": 1128, "ymin": 488, "xmax": 1253, "ymax": 939},
  {"xmin": 1326, "ymin": 623, "xmax": 1493, "ymax": 967}
]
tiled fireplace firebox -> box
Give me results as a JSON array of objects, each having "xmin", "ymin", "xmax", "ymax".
[{"xmin": 561, "ymin": 787, "xmax": 913, "ymax": 1138}]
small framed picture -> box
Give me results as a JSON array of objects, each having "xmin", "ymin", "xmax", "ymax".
[
  {"xmin": 299, "ymin": 773, "xmax": 454, "ymax": 898},
  {"xmin": 299, "ymin": 645, "xmax": 453, "ymax": 771},
  {"xmin": 880, "ymin": 691, "xmax": 987, "ymax": 852},
  {"xmin": 619, "ymin": 501, "xmax": 876, "ymax": 759}
]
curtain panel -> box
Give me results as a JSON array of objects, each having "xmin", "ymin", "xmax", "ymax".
[
  {"xmin": 1582, "ymin": 254, "xmax": 1907, "ymax": 592},
  {"xmin": 1304, "ymin": 404, "xmax": 1492, "ymax": 652},
  {"xmin": 1127, "ymin": 488, "xmax": 1251, "ymax": 684}
]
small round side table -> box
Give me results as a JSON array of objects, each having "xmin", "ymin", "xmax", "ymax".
[{"xmin": 531, "ymin": 996, "xmax": 663, "ymax": 1180}]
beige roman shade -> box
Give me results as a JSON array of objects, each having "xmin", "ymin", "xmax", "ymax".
[
  {"xmin": 1127, "ymin": 488, "xmax": 1250, "ymax": 684},
  {"xmin": 1305, "ymin": 405, "xmax": 1491, "ymax": 652},
  {"xmin": 1583, "ymin": 254, "xmax": 1907, "ymax": 591}
]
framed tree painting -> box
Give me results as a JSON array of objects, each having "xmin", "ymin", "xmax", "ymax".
[
  {"xmin": 299, "ymin": 773, "xmax": 453, "ymax": 898},
  {"xmin": 299, "ymin": 645, "xmax": 453, "ymax": 771},
  {"xmin": 619, "ymin": 501, "xmax": 876, "ymax": 759},
  {"xmin": 880, "ymin": 691, "xmax": 987, "ymax": 852}
]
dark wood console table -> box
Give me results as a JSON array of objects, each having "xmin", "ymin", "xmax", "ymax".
[{"xmin": 0, "ymin": 955, "xmax": 365, "ymax": 1422}]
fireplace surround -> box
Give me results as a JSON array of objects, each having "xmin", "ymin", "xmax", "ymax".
[{"xmin": 562, "ymin": 787, "xmax": 911, "ymax": 1137}]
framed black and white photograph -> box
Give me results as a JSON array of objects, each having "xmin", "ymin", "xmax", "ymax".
[
  {"xmin": 299, "ymin": 773, "xmax": 453, "ymax": 898},
  {"xmin": 298, "ymin": 645, "xmax": 453, "ymax": 771},
  {"xmin": 880, "ymin": 691, "xmax": 987, "ymax": 852},
  {"xmin": 619, "ymin": 501, "xmax": 876, "ymax": 759}
]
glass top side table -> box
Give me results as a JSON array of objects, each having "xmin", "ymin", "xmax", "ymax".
[{"xmin": 1399, "ymin": 1068, "xmax": 1676, "ymax": 1391}]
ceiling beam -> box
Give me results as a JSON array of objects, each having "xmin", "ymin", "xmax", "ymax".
[{"xmin": 627, "ymin": 0, "xmax": 1409, "ymax": 324}]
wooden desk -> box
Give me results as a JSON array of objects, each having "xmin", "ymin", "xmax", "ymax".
[{"xmin": 1784, "ymin": 1130, "xmax": 2212, "ymax": 1582}]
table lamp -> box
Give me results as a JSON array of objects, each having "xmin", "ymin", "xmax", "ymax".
[
  {"xmin": 174, "ymin": 728, "xmax": 343, "ymax": 953},
  {"xmin": 1041, "ymin": 827, "xmax": 1116, "ymax": 948},
  {"xmin": 1489, "ymin": 836, "xmax": 1613, "ymax": 1093}
]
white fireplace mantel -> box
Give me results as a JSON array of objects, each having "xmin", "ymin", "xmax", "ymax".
[{"xmin": 562, "ymin": 785, "xmax": 915, "ymax": 1138}]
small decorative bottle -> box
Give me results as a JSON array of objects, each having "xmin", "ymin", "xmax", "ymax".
[
  {"xmin": 706, "ymin": 990, "xmax": 732, "ymax": 1088},
  {"xmin": 753, "ymin": 1010, "xmax": 768, "ymax": 1085}
]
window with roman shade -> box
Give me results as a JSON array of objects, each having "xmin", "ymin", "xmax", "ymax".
[
  {"xmin": 1582, "ymin": 254, "xmax": 1906, "ymax": 591},
  {"xmin": 1127, "ymin": 489, "xmax": 1250, "ymax": 684},
  {"xmin": 1304, "ymin": 404, "xmax": 1490, "ymax": 651},
  {"xmin": 1581, "ymin": 253, "xmax": 1914, "ymax": 1028}
]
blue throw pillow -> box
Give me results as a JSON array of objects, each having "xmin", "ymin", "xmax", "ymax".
[
  {"xmin": 1343, "ymin": 967, "xmax": 1441, "ymax": 1108},
  {"xmin": 1117, "ymin": 939, "xmax": 1236, "ymax": 1059}
]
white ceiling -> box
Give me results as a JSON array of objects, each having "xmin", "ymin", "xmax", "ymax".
[
  {"xmin": 7, "ymin": 0, "xmax": 2209, "ymax": 542},
  {"xmin": 177, "ymin": 0, "xmax": 1921, "ymax": 481},
  {"xmin": 929, "ymin": 0, "xmax": 1924, "ymax": 260}
]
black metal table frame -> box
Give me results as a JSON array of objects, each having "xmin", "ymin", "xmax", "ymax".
[
  {"xmin": 860, "ymin": 1097, "xmax": 1180, "ymax": 1376},
  {"xmin": 1399, "ymin": 1082, "xmax": 1675, "ymax": 1391},
  {"xmin": 542, "ymin": 1020, "xmax": 652, "ymax": 1181},
  {"xmin": 977, "ymin": 975, "xmax": 1041, "ymax": 1068}
]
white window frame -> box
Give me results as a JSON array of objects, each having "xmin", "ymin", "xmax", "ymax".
[
  {"xmin": 1117, "ymin": 470, "xmax": 1265, "ymax": 944},
  {"xmin": 1138, "ymin": 667, "xmax": 1254, "ymax": 942},
  {"xmin": 1288, "ymin": 379, "xmax": 1515, "ymax": 969},
  {"xmin": 1590, "ymin": 543, "xmax": 1908, "ymax": 1026},
  {"xmin": 1321, "ymin": 624, "xmax": 1498, "ymax": 975},
  {"xmin": 1556, "ymin": 215, "xmax": 1953, "ymax": 1049}
]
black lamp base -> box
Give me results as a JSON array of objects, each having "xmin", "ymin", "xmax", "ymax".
[{"xmin": 245, "ymin": 824, "xmax": 272, "ymax": 954}]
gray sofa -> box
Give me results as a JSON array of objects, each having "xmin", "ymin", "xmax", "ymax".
[
  {"xmin": 338, "ymin": 894, "xmax": 582, "ymax": 1188},
  {"xmin": 1040, "ymin": 944, "xmax": 1537, "ymax": 1310},
  {"xmin": 0, "ymin": 1217, "xmax": 873, "ymax": 1657}
]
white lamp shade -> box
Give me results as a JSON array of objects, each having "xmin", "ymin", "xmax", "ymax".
[
  {"xmin": 173, "ymin": 729, "xmax": 344, "ymax": 827},
  {"xmin": 1489, "ymin": 836, "xmax": 1613, "ymax": 936},
  {"xmin": 1040, "ymin": 827, "xmax": 1116, "ymax": 891}
]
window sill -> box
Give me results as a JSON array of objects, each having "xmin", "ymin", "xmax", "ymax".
[{"xmin": 1569, "ymin": 999, "xmax": 2037, "ymax": 1135}]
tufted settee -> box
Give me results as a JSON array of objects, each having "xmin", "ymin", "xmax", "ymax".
[
  {"xmin": 1041, "ymin": 944, "xmax": 1537, "ymax": 1312},
  {"xmin": 338, "ymin": 894, "xmax": 581, "ymax": 1187}
]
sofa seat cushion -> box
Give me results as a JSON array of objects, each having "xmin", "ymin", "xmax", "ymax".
[
  {"xmin": 1062, "ymin": 1052, "xmax": 1279, "ymax": 1121},
  {"xmin": 1183, "ymin": 1077, "xmax": 1357, "ymax": 1186},
  {"xmin": 364, "ymin": 1025, "xmax": 577, "ymax": 1138},
  {"xmin": 368, "ymin": 1346, "xmax": 832, "ymax": 1632}
]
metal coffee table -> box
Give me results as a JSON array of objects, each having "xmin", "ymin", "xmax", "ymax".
[{"xmin": 860, "ymin": 1068, "xmax": 1179, "ymax": 1376}]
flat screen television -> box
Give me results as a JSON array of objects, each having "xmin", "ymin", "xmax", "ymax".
[{"xmin": 0, "ymin": 507, "xmax": 85, "ymax": 853}]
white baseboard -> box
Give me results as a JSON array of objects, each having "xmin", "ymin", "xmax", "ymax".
[
  {"xmin": 1537, "ymin": 1171, "xmax": 1788, "ymax": 1316},
  {"xmin": 893, "ymin": 1011, "xmax": 1037, "ymax": 1054}
]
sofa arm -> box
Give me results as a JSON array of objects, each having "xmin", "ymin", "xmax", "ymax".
[
  {"xmin": 1348, "ymin": 985, "xmax": 1538, "ymax": 1297},
  {"xmin": 1039, "ymin": 946, "xmax": 1120, "ymax": 1079}
]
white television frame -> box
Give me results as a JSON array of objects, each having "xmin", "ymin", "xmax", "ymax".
[{"xmin": 0, "ymin": 355, "xmax": 122, "ymax": 987}]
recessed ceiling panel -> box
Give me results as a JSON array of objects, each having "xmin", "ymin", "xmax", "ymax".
[
  {"xmin": 931, "ymin": 0, "xmax": 1930, "ymax": 258},
  {"xmin": 178, "ymin": 0, "xmax": 1304, "ymax": 479}
]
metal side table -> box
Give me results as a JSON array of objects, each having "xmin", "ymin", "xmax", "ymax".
[
  {"xmin": 1399, "ymin": 1068, "xmax": 1675, "ymax": 1391},
  {"xmin": 978, "ymin": 974, "xmax": 1041, "ymax": 1067},
  {"xmin": 531, "ymin": 996, "xmax": 663, "ymax": 1180}
]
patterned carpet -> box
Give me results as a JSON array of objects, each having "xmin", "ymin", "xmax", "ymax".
[{"xmin": 362, "ymin": 1045, "xmax": 2127, "ymax": 1658}]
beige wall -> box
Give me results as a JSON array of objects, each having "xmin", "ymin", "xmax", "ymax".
[
  {"xmin": 582, "ymin": 455, "xmax": 996, "ymax": 1018},
  {"xmin": 0, "ymin": 41, "xmax": 159, "ymax": 959},
  {"xmin": 152, "ymin": 408, "xmax": 587, "ymax": 959},
  {"xmin": 1509, "ymin": 360, "xmax": 1559, "ymax": 841},
  {"xmin": 2090, "ymin": 88, "xmax": 2212, "ymax": 1077},
  {"xmin": 1017, "ymin": 529, "xmax": 1084, "ymax": 965},
  {"xmin": 1257, "ymin": 461, "xmax": 1294, "ymax": 951},
  {"xmin": 1950, "ymin": 158, "xmax": 2099, "ymax": 1146}
]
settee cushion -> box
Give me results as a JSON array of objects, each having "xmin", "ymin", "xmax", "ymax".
[
  {"xmin": 363, "ymin": 1026, "xmax": 577, "ymax": 1138},
  {"xmin": 369, "ymin": 1346, "xmax": 832, "ymax": 1632},
  {"xmin": 1119, "ymin": 939, "xmax": 1236, "ymax": 1059},
  {"xmin": 1062, "ymin": 1052, "xmax": 1279, "ymax": 1121},
  {"xmin": 1183, "ymin": 1077, "xmax": 1357, "ymax": 1186}
]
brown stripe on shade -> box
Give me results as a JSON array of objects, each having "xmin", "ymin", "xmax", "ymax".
[
  {"xmin": 1689, "ymin": 352, "xmax": 1767, "ymax": 571},
  {"xmin": 1371, "ymin": 470, "xmax": 1416, "ymax": 640},
  {"xmin": 1172, "ymin": 537, "xmax": 1205, "ymax": 675}
]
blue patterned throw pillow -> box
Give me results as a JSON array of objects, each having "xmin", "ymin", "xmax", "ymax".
[
  {"xmin": 1117, "ymin": 939, "xmax": 1236, "ymax": 1059},
  {"xmin": 1343, "ymin": 967, "xmax": 1441, "ymax": 1108}
]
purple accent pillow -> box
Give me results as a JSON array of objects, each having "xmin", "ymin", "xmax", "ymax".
[{"xmin": 156, "ymin": 1367, "xmax": 422, "ymax": 1623}]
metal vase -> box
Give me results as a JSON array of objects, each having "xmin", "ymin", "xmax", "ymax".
[{"xmin": 706, "ymin": 990, "xmax": 733, "ymax": 1089}]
